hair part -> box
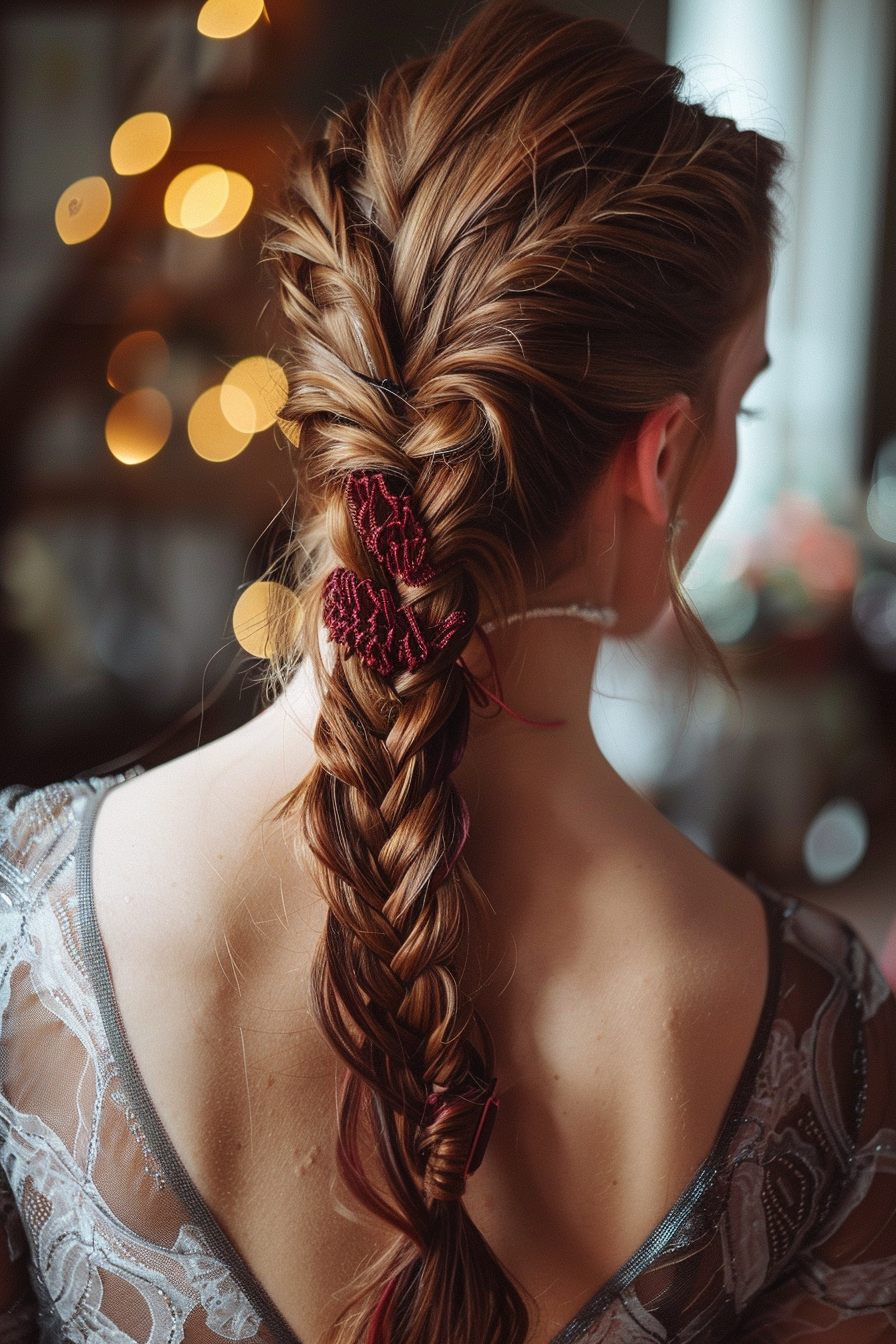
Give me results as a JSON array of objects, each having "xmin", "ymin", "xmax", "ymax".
[{"xmin": 264, "ymin": 4, "xmax": 783, "ymax": 1340}]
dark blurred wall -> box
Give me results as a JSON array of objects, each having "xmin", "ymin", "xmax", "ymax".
[
  {"xmin": 0, "ymin": 0, "xmax": 668, "ymax": 789},
  {"xmin": 293, "ymin": 0, "xmax": 667, "ymax": 121},
  {"xmin": 867, "ymin": 25, "xmax": 896, "ymax": 471}
]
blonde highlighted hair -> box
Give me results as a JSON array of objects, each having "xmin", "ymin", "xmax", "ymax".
[{"xmin": 264, "ymin": 4, "xmax": 782, "ymax": 1340}]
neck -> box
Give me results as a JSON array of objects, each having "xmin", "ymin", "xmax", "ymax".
[
  {"xmin": 258, "ymin": 615, "xmax": 614, "ymax": 814},
  {"xmin": 452, "ymin": 615, "xmax": 624, "ymax": 865},
  {"xmin": 463, "ymin": 617, "xmax": 604, "ymax": 745}
]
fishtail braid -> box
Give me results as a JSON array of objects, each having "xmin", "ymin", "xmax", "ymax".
[
  {"xmin": 267, "ymin": 52, "xmax": 528, "ymax": 1344},
  {"xmin": 264, "ymin": 3, "xmax": 783, "ymax": 1340}
]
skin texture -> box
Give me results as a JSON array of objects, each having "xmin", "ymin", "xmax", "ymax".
[{"xmin": 84, "ymin": 301, "xmax": 772, "ymax": 1342}]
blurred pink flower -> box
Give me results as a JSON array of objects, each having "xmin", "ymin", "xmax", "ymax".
[{"xmin": 744, "ymin": 492, "xmax": 859, "ymax": 601}]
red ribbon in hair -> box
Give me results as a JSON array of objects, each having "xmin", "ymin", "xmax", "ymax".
[
  {"xmin": 367, "ymin": 1277, "xmax": 398, "ymax": 1344},
  {"xmin": 324, "ymin": 472, "xmax": 470, "ymax": 676},
  {"xmin": 423, "ymin": 1075, "xmax": 500, "ymax": 1178}
]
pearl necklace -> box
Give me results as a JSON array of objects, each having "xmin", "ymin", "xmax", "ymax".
[{"xmin": 481, "ymin": 603, "xmax": 618, "ymax": 634}]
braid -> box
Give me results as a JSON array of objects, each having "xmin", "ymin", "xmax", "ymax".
[
  {"xmin": 269, "ymin": 59, "xmax": 528, "ymax": 1337},
  {"xmin": 294, "ymin": 448, "xmax": 524, "ymax": 1336},
  {"xmin": 265, "ymin": 3, "xmax": 783, "ymax": 1340},
  {"xmin": 305, "ymin": 656, "xmax": 524, "ymax": 1334}
]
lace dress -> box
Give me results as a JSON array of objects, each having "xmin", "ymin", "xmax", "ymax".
[{"xmin": 0, "ymin": 775, "xmax": 894, "ymax": 1343}]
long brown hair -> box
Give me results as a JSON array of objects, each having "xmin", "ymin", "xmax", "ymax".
[{"xmin": 265, "ymin": 4, "xmax": 782, "ymax": 1340}]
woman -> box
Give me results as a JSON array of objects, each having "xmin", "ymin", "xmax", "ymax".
[{"xmin": 0, "ymin": 3, "xmax": 894, "ymax": 1341}]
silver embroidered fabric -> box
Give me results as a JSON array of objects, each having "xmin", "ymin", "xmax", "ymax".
[
  {"xmin": 0, "ymin": 779, "xmax": 284, "ymax": 1344},
  {"xmin": 0, "ymin": 777, "xmax": 894, "ymax": 1344}
]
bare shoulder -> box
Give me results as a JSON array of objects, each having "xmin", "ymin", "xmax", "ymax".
[
  {"xmin": 87, "ymin": 712, "xmax": 334, "ymax": 1180},
  {"xmin": 91, "ymin": 704, "xmax": 320, "ymax": 958},
  {"xmin": 609, "ymin": 818, "xmax": 772, "ymax": 1091},
  {"xmin": 88, "ymin": 712, "xmax": 326, "ymax": 1130},
  {"xmin": 463, "ymin": 806, "xmax": 774, "ymax": 1304},
  {"xmin": 662, "ymin": 851, "xmax": 771, "ymax": 1090},
  {"xmin": 672, "ymin": 848, "xmax": 769, "ymax": 1008}
]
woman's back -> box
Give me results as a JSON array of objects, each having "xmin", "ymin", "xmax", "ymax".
[
  {"xmin": 2, "ymin": 742, "xmax": 895, "ymax": 1342},
  {"xmin": 85, "ymin": 681, "xmax": 770, "ymax": 1340},
  {"xmin": 2, "ymin": 2, "xmax": 896, "ymax": 1339}
]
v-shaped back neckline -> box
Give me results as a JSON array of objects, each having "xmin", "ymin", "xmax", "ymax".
[
  {"xmin": 76, "ymin": 777, "xmax": 301, "ymax": 1344},
  {"xmin": 75, "ymin": 773, "xmax": 783, "ymax": 1344}
]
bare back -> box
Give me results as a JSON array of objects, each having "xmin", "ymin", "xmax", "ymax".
[{"xmin": 90, "ymin": 693, "xmax": 769, "ymax": 1343}]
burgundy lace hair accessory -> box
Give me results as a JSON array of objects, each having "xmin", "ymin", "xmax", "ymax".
[
  {"xmin": 324, "ymin": 472, "xmax": 471, "ymax": 676},
  {"xmin": 346, "ymin": 471, "xmax": 438, "ymax": 586},
  {"xmin": 323, "ymin": 568, "xmax": 467, "ymax": 675}
]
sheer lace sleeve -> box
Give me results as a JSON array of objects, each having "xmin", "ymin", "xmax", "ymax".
[
  {"xmin": 0, "ymin": 780, "xmax": 295, "ymax": 1344},
  {"xmin": 736, "ymin": 939, "xmax": 896, "ymax": 1342},
  {"xmin": 0, "ymin": 1147, "xmax": 38, "ymax": 1341}
]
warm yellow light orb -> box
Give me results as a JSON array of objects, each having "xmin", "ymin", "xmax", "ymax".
[
  {"xmin": 107, "ymin": 330, "xmax": 169, "ymax": 392},
  {"xmin": 181, "ymin": 166, "xmax": 230, "ymax": 231},
  {"xmin": 188, "ymin": 385, "xmax": 253, "ymax": 461},
  {"xmin": 220, "ymin": 356, "xmax": 288, "ymax": 433},
  {"xmin": 55, "ymin": 176, "xmax": 112, "ymax": 244},
  {"xmin": 164, "ymin": 165, "xmax": 251, "ymax": 236},
  {"xmin": 198, "ymin": 0, "xmax": 265, "ymax": 40},
  {"xmin": 190, "ymin": 171, "xmax": 253, "ymax": 237},
  {"xmin": 219, "ymin": 383, "xmax": 256, "ymax": 433},
  {"xmin": 105, "ymin": 389, "xmax": 172, "ymax": 464},
  {"xmin": 110, "ymin": 111, "xmax": 172, "ymax": 176},
  {"xmin": 164, "ymin": 164, "xmax": 220, "ymax": 228},
  {"xmin": 233, "ymin": 580, "xmax": 302, "ymax": 659}
]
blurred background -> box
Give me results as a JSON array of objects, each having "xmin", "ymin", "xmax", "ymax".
[{"xmin": 1, "ymin": 0, "xmax": 895, "ymax": 974}]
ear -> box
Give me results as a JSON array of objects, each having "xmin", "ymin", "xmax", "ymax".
[{"xmin": 619, "ymin": 394, "xmax": 693, "ymax": 526}]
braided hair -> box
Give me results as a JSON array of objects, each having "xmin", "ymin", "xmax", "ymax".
[{"xmin": 265, "ymin": 3, "xmax": 783, "ymax": 1340}]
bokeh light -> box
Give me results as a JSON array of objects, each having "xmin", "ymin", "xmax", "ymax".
[
  {"xmin": 852, "ymin": 570, "xmax": 896, "ymax": 667},
  {"xmin": 867, "ymin": 437, "xmax": 896, "ymax": 542},
  {"xmin": 55, "ymin": 176, "xmax": 112, "ymax": 244},
  {"xmin": 198, "ymin": 0, "xmax": 265, "ymax": 40},
  {"xmin": 190, "ymin": 171, "xmax": 253, "ymax": 237},
  {"xmin": 105, "ymin": 389, "xmax": 172, "ymax": 464},
  {"xmin": 110, "ymin": 111, "xmax": 172, "ymax": 176},
  {"xmin": 691, "ymin": 576, "xmax": 759, "ymax": 646},
  {"xmin": 107, "ymin": 331, "xmax": 169, "ymax": 393},
  {"xmin": 232, "ymin": 580, "xmax": 302, "ymax": 659},
  {"xmin": 164, "ymin": 165, "xmax": 253, "ymax": 237},
  {"xmin": 220, "ymin": 356, "xmax": 288, "ymax": 433},
  {"xmin": 803, "ymin": 797, "xmax": 869, "ymax": 883},
  {"xmin": 867, "ymin": 477, "xmax": 896, "ymax": 543},
  {"xmin": 164, "ymin": 165, "xmax": 221, "ymax": 228},
  {"xmin": 181, "ymin": 167, "xmax": 230, "ymax": 231},
  {"xmin": 188, "ymin": 385, "xmax": 252, "ymax": 461}
]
